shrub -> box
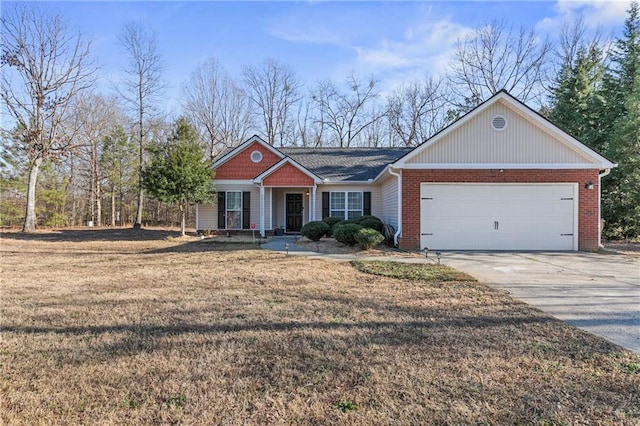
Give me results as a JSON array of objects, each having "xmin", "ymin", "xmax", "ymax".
[
  {"xmin": 355, "ymin": 228, "xmax": 384, "ymax": 250},
  {"xmin": 359, "ymin": 217, "xmax": 384, "ymax": 232},
  {"xmin": 333, "ymin": 223, "xmax": 363, "ymax": 246},
  {"xmin": 322, "ymin": 216, "xmax": 343, "ymax": 228},
  {"xmin": 301, "ymin": 221, "xmax": 330, "ymax": 241},
  {"xmin": 322, "ymin": 216, "xmax": 343, "ymax": 236}
]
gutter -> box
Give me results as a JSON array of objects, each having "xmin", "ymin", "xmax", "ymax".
[
  {"xmin": 598, "ymin": 168, "xmax": 611, "ymax": 248},
  {"xmin": 388, "ymin": 168, "xmax": 402, "ymax": 247}
]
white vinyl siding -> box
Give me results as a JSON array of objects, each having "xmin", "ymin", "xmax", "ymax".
[
  {"xmin": 196, "ymin": 182, "xmax": 265, "ymax": 230},
  {"xmin": 380, "ymin": 174, "xmax": 399, "ymax": 229},
  {"xmin": 196, "ymin": 203, "xmax": 216, "ymax": 230},
  {"xmin": 407, "ymin": 100, "xmax": 597, "ymax": 165}
]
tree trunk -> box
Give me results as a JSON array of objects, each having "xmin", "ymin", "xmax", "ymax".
[
  {"xmin": 22, "ymin": 157, "xmax": 42, "ymax": 232},
  {"xmin": 96, "ymin": 179, "xmax": 102, "ymax": 227},
  {"xmin": 180, "ymin": 203, "xmax": 186, "ymax": 236},
  {"xmin": 110, "ymin": 187, "xmax": 116, "ymax": 227}
]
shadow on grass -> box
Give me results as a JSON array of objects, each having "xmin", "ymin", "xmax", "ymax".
[{"xmin": 1, "ymin": 227, "xmax": 179, "ymax": 242}]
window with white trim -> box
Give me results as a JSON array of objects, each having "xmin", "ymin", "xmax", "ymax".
[
  {"xmin": 226, "ymin": 191, "xmax": 242, "ymax": 229},
  {"xmin": 330, "ymin": 191, "xmax": 363, "ymax": 220}
]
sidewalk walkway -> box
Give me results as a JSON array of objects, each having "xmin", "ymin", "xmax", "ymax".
[{"xmin": 260, "ymin": 235, "xmax": 435, "ymax": 264}]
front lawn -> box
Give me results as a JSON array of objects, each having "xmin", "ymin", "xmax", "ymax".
[{"xmin": 1, "ymin": 229, "xmax": 638, "ymax": 424}]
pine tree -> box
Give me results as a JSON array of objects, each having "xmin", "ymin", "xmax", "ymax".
[
  {"xmin": 601, "ymin": 1, "xmax": 640, "ymax": 239},
  {"xmin": 141, "ymin": 118, "xmax": 215, "ymax": 236}
]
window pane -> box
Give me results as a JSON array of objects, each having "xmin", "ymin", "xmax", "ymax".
[
  {"xmin": 347, "ymin": 211, "xmax": 362, "ymax": 220},
  {"xmin": 347, "ymin": 192, "xmax": 362, "ymax": 210},
  {"xmin": 227, "ymin": 192, "xmax": 242, "ymax": 210},
  {"xmin": 330, "ymin": 211, "xmax": 345, "ymax": 220},
  {"xmin": 227, "ymin": 211, "xmax": 241, "ymax": 229},
  {"xmin": 330, "ymin": 192, "xmax": 345, "ymax": 210}
]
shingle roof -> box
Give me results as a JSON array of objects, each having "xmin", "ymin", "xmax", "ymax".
[{"xmin": 280, "ymin": 147, "xmax": 411, "ymax": 181}]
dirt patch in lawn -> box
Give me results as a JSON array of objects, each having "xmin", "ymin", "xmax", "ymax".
[{"xmin": 1, "ymin": 228, "xmax": 639, "ymax": 425}]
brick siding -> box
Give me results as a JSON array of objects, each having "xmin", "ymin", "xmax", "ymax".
[{"xmin": 399, "ymin": 169, "xmax": 600, "ymax": 251}]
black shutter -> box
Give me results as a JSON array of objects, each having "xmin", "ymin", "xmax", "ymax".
[
  {"xmin": 242, "ymin": 191, "xmax": 251, "ymax": 229},
  {"xmin": 322, "ymin": 192, "xmax": 330, "ymax": 219},
  {"xmin": 363, "ymin": 191, "xmax": 371, "ymax": 216},
  {"xmin": 217, "ymin": 192, "xmax": 226, "ymax": 229}
]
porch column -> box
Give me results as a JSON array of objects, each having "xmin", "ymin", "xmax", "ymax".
[
  {"xmin": 259, "ymin": 185, "xmax": 265, "ymax": 237},
  {"xmin": 311, "ymin": 185, "xmax": 317, "ymax": 221}
]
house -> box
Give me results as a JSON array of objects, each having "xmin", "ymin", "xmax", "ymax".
[{"xmin": 196, "ymin": 90, "xmax": 616, "ymax": 251}]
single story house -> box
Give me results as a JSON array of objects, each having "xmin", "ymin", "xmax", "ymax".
[{"xmin": 196, "ymin": 90, "xmax": 616, "ymax": 251}]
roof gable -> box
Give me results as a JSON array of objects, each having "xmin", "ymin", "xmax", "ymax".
[
  {"xmin": 214, "ymin": 136, "xmax": 284, "ymax": 180},
  {"xmin": 394, "ymin": 91, "xmax": 616, "ymax": 169}
]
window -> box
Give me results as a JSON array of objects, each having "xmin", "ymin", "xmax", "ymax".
[
  {"xmin": 330, "ymin": 191, "xmax": 362, "ymax": 220},
  {"xmin": 217, "ymin": 191, "xmax": 251, "ymax": 230},
  {"xmin": 250, "ymin": 150, "xmax": 263, "ymax": 163},
  {"xmin": 226, "ymin": 191, "xmax": 242, "ymax": 229}
]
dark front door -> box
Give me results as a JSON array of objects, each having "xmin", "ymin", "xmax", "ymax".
[{"xmin": 286, "ymin": 193, "xmax": 303, "ymax": 232}]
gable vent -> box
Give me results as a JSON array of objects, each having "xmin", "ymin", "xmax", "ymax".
[{"xmin": 491, "ymin": 115, "xmax": 507, "ymax": 131}]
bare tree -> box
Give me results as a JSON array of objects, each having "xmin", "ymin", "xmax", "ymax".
[
  {"xmin": 1, "ymin": 5, "xmax": 95, "ymax": 232},
  {"xmin": 183, "ymin": 58, "xmax": 253, "ymax": 159},
  {"xmin": 449, "ymin": 21, "xmax": 550, "ymax": 109},
  {"xmin": 387, "ymin": 77, "xmax": 451, "ymax": 147},
  {"xmin": 294, "ymin": 98, "xmax": 326, "ymax": 147},
  {"xmin": 117, "ymin": 22, "xmax": 165, "ymax": 228},
  {"xmin": 311, "ymin": 73, "xmax": 386, "ymax": 147},
  {"xmin": 68, "ymin": 93, "xmax": 121, "ymax": 226},
  {"xmin": 243, "ymin": 58, "xmax": 301, "ymax": 146}
]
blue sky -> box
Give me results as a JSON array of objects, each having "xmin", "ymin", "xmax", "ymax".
[{"xmin": 10, "ymin": 1, "xmax": 635, "ymax": 113}]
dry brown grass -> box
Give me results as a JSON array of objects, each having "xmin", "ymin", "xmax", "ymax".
[{"xmin": 1, "ymin": 228, "xmax": 639, "ymax": 425}]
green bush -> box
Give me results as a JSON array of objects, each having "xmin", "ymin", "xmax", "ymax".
[
  {"xmin": 333, "ymin": 223, "xmax": 363, "ymax": 246},
  {"xmin": 355, "ymin": 228, "xmax": 384, "ymax": 250},
  {"xmin": 322, "ymin": 216, "xmax": 344, "ymax": 236},
  {"xmin": 301, "ymin": 221, "xmax": 330, "ymax": 241},
  {"xmin": 359, "ymin": 217, "xmax": 384, "ymax": 232}
]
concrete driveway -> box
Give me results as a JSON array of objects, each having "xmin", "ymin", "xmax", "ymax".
[{"xmin": 443, "ymin": 252, "xmax": 640, "ymax": 353}]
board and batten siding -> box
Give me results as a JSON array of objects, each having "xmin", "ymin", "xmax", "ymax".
[
  {"xmin": 407, "ymin": 100, "xmax": 598, "ymax": 165},
  {"xmin": 314, "ymin": 185, "xmax": 381, "ymax": 221},
  {"xmin": 196, "ymin": 183, "xmax": 270, "ymax": 231}
]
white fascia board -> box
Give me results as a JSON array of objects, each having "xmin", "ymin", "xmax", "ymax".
[
  {"xmin": 253, "ymin": 157, "xmax": 322, "ymax": 184},
  {"xmin": 372, "ymin": 165, "xmax": 391, "ymax": 183},
  {"xmin": 400, "ymin": 163, "xmax": 606, "ymax": 170},
  {"xmin": 319, "ymin": 180, "xmax": 376, "ymax": 185},
  {"xmin": 212, "ymin": 135, "xmax": 285, "ymax": 169},
  {"xmin": 213, "ymin": 179, "xmax": 256, "ymax": 185}
]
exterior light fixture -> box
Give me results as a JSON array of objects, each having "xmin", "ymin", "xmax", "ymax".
[
  {"xmin": 585, "ymin": 181, "xmax": 594, "ymax": 190},
  {"xmin": 424, "ymin": 247, "xmax": 429, "ymax": 258},
  {"xmin": 284, "ymin": 243, "xmax": 289, "ymax": 255},
  {"xmin": 436, "ymin": 251, "xmax": 442, "ymax": 265}
]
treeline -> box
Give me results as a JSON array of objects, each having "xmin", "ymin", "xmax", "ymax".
[{"xmin": 1, "ymin": 3, "xmax": 639, "ymax": 239}]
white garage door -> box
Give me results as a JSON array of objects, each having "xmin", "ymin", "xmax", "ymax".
[{"xmin": 420, "ymin": 183, "xmax": 577, "ymax": 251}]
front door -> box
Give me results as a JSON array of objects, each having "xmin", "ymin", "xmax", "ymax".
[{"xmin": 286, "ymin": 193, "xmax": 303, "ymax": 232}]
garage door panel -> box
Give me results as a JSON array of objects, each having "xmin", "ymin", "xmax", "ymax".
[{"xmin": 420, "ymin": 184, "xmax": 577, "ymax": 251}]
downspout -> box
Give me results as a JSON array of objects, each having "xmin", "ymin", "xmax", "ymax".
[
  {"xmin": 388, "ymin": 167, "xmax": 402, "ymax": 247},
  {"xmin": 598, "ymin": 169, "xmax": 611, "ymax": 248}
]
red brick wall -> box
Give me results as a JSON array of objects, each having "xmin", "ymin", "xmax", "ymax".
[
  {"xmin": 399, "ymin": 169, "xmax": 600, "ymax": 251},
  {"xmin": 263, "ymin": 163, "xmax": 314, "ymax": 187},
  {"xmin": 215, "ymin": 142, "xmax": 282, "ymax": 179}
]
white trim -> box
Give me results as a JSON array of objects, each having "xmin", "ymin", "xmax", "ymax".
[
  {"xmin": 259, "ymin": 185, "xmax": 265, "ymax": 237},
  {"xmin": 400, "ymin": 163, "xmax": 603, "ymax": 170},
  {"xmin": 213, "ymin": 135, "xmax": 284, "ymax": 169},
  {"xmin": 214, "ymin": 179, "xmax": 255, "ymax": 185},
  {"xmin": 250, "ymin": 150, "xmax": 263, "ymax": 163},
  {"xmin": 269, "ymin": 188, "xmax": 273, "ymax": 230},
  {"xmin": 311, "ymin": 185, "xmax": 317, "ymax": 221},
  {"xmin": 394, "ymin": 91, "xmax": 616, "ymax": 169},
  {"xmin": 195, "ymin": 204, "xmax": 199, "ymax": 230},
  {"xmin": 319, "ymin": 180, "xmax": 376, "ymax": 185},
  {"xmin": 388, "ymin": 168, "xmax": 402, "ymax": 246},
  {"xmin": 253, "ymin": 157, "xmax": 323, "ymax": 184}
]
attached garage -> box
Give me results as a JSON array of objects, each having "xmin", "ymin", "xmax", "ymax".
[{"xmin": 420, "ymin": 183, "xmax": 578, "ymax": 251}]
